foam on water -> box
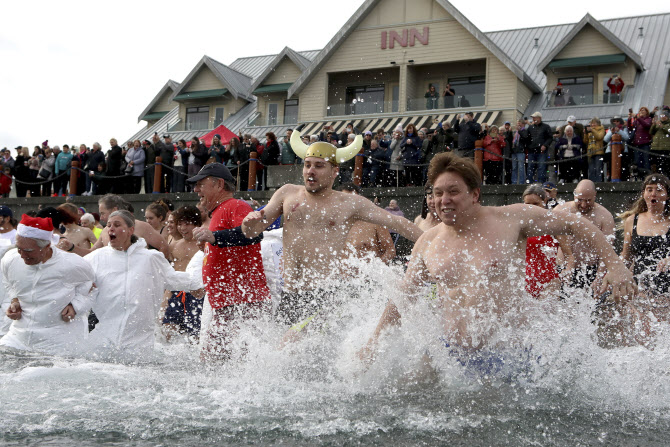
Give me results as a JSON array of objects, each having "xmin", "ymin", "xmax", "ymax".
[{"xmin": 2, "ymin": 256, "xmax": 670, "ymax": 445}]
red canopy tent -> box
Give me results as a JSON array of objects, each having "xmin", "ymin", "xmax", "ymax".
[{"xmin": 198, "ymin": 125, "xmax": 238, "ymax": 147}]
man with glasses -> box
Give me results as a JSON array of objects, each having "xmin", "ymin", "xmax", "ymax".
[{"xmin": 554, "ymin": 179, "xmax": 615, "ymax": 291}]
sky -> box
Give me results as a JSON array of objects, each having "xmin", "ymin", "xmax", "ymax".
[{"xmin": 1, "ymin": 0, "xmax": 667, "ymax": 150}]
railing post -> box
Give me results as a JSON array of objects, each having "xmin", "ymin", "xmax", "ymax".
[
  {"xmin": 68, "ymin": 161, "xmax": 79, "ymax": 196},
  {"xmin": 611, "ymin": 133, "xmax": 623, "ymax": 182},
  {"xmin": 248, "ymin": 151, "xmax": 258, "ymax": 191},
  {"xmin": 353, "ymin": 146, "xmax": 366, "ymax": 186},
  {"xmin": 474, "ymin": 139, "xmax": 484, "ymax": 181},
  {"xmin": 153, "ymin": 156, "xmax": 162, "ymax": 193}
]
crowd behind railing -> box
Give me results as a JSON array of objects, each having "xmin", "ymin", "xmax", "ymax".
[{"xmin": 3, "ymin": 103, "xmax": 668, "ymax": 198}]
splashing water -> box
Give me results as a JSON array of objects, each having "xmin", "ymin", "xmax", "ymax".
[{"xmin": 1, "ymin": 256, "xmax": 670, "ymax": 446}]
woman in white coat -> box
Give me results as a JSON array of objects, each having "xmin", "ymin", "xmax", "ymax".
[{"xmin": 84, "ymin": 210, "xmax": 198, "ymax": 358}]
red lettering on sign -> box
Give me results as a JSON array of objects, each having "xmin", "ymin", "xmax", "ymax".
[
  {"xmin": 381, "ymin": 27, "xmax": 429, "ymax": 49},
  {"xmin": 381, "ymin": 31, "xmax": 387, "ymax": 49},
  {"xmin": 410, "ymin": 27, "xmax": 429, "ymax": 46}
]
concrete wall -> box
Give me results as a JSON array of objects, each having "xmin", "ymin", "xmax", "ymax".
[
  {"xmin": 556, "ymin": 25, "xmax": 621, "ymax": 60},
  {"xmin": 264, "ymin": 57, "xmax": 302, "ymax": 85},
  {"xmin": 297, "ymin": 0, "xmax": 524, "ymax": 122}
]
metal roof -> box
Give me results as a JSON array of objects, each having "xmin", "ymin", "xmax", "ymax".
[
  {"xmin": 229, "ymin": 50, "xmax": 320, "ymax": 83},
  {"xmin": 486, "ymin": 12, "xmax": 670, "ymax": 128},
  {"xmin": 169, "ymin": 55, "xmax": 254, "ymax": 102},
  {"xmin": 249, "ymin": 47, "xmax": 312, "ymax": 93},
  {"xmin": 126, "ymin": 106, "xmax": 181, "ymax": 145}
]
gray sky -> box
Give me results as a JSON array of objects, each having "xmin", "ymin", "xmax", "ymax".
[{"xmin": 1, "ymin": 0, "xmax": 666, "ymax": 149}]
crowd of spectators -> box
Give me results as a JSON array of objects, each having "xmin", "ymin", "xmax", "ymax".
[{"xmin": 3, "ymin": 103, "xmax": 668, "ymax": 198}]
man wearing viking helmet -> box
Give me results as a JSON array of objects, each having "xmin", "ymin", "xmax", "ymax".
[{"xmin": 242, "ymin": 128, "xmax": 423, "ymax": 325}]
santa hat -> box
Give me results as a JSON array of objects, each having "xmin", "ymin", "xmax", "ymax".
[{"xmin": 17, "ymin": 214, "xmax": 54, "ymax": 241}]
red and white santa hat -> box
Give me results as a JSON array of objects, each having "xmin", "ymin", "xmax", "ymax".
[{"xmin": 17, "ymin": 214, "xmax": 54, "ymax": 241}]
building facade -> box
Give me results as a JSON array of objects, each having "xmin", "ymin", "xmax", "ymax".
[{"xmin": 128, "ymin": 0, "xmax": 670, "ymax": 145}]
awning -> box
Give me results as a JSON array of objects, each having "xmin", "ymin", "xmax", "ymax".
[
  {"xmin": 548, "ymin": 54, "xmax": 626, "ymax": 69},
  {"xmin": 296, "ymin": 111, "xmax": 501, "ymax": 137},
  {"xmin": 173, "ymin": 88, "xmax": 229, "ymax": 101},
  {"xmin": 252, "ymin": 83, "xmax": 293, "ymax": 94},
  {"xmin": 141, "ymin": 111, "xmax": 169, "ymax": 121}
]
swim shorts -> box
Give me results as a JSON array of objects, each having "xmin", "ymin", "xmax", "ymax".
[{"xmin": 163, "ymin": 291, "xmax": 204, "ymax": 337}]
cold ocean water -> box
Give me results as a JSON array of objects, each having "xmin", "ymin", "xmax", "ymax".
[{"xmin": 1, "ymin": 258, "xmax": 670, "ymax": 446}]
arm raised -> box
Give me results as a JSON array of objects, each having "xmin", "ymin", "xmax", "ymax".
[
  {"xmin": 241, "ymin": 185, "xmax": 288, "ymax": 238},
  {"xmin": 353, "ymin": 196, "xmax": 423, "ymax": 242}
]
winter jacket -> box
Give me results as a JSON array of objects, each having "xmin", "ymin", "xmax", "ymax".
[
  {"xmin": 261, "ymin": 140, "xmax": 280, "ymax": 166},
  {"xmin": 106, "ymin": 145, "xmax": 123, "ymax": 176},
  {"xmin": 512, "ymin": 127, "xmax": 531, "ymax": 154},
  {"xmin": 527, "ymin": 122, "xmax": 553, "ymax": 154},
  {"xmin": 39, "ymin": 154, "xmax": 55, "ymax": 179},
  {"xmin": 430, "ymin": 126, "xmax": 454, "ymax": 155},
  {"xmin": 125, "ymin": 147, "xmax": 146, "ymax": 177},
  {"xmin": 400, "ymin": 133, "xmax": 422, "ymax": 165},
  {"xmin": 628, "ymin": 116, "xmax": 653, "ymax": 146},
  {"xmin": 650, "ymin": 120, "xmax": 670, "ymax": 152},
  {"xmin": 280, "ymin": 141, "xmax": 296, "ymax": 164},
  {"xmin": 55, "ymin": 151, "xmax": 73, "ymax": 175},
  {"xmin": 0, "ymin": 247, "xmax": 94, "ymax": 355},
  {"xmin": 556, "ymin": 136, "xmax": 583, "ymax": 159},
  {"xmin": 84, "ymin": 238, "xmax": 198, "ymax": 357},
  {"xmin": 454, "ymin": 119, "xmax": 482, "ymax": 150},
  {"xmin": 586, "ymin": 125, "xmax": 606, "ymax": 157},
  {"xmin": 604, "ymin": 127, "xmax": 630, "ymax": 154},
  {"xmin": 482, "ymin": 135, "xmax": 506, "ymax": 162}
]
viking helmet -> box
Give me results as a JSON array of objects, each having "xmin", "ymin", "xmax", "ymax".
[{"xmin": 290, "ymin": 128, "xmax": 363, "ymax": 164}]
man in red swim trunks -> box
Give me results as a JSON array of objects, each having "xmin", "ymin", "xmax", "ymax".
[{"xmin": 189, "ymin": 163, "xmax": 270, "ymax": 361}]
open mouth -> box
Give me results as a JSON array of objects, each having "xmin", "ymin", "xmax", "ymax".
[{"xmin": 109, "ymin": 234, "xmax": 117, "ymax": 240}]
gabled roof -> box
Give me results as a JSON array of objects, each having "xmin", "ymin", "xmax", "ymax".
[
  {"xmin": 287, "ymin": 0, "xmax": 542, "ymax": 98},
  {"xmin": 169, "ymin": 55, "xmax": 254, "ymax": 102},
  {"xmin": 249, "ymin": 47, "xmax": 311, "ymax": 93},
  {"xmin": 137, "ymin": 80, "xmax": 180, "ymax": 123},
  {"xmin": 537, "ymin": 13, "xmax": 645, "ymax": 72}
]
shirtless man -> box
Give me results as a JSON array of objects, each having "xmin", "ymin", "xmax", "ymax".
[
  {"xmin": 241, "ymin": 129, "xmax": 422, "ymax": 325},
  {"xmin": 165, "ymin": 213, "xmax": 183, "ymax": 255},
  {"xmin": 163, "ymin": 205, "xmax": 204, "ymax": 339},
  {"xmin": 553, "ymin": 180, "xmax": 615, "ymax": 290},
  {"xmin": 57, "ymin": 204, "xmax": 97, "ymax": 250},
  {"xmin": 360, "ymin": 153, "xmax": 635, "ymax": 363},
  {"xmin": 340, "ymin": 183, "xmax": 395, "ymax": 264}
]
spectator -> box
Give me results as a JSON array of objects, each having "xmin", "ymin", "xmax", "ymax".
[
  {"xmin": 260, "ymin": 132, "xmax": 280, "ymax": 190},
  {"xmin": 340, "ymin": 122, "xmax": 356, "ymax": 145},
  {"xmin": 387, "ymin": 127, "xmax": 404, "ymax": 187},
  {"xmin": 224, "ymin": 137, "xmax": 240, "ymax": 170},
  {"xmin": 280, "ymin": 129, "xmax": 296, "ymax": 165},
  {"xmin": 142, "ymin": 139, "xmax": 156, "ymax": 194},
  {"xmin": 187, "ymin": 136, "xmax": 209, "ymax": 179},
  {"xmin": 82, "ymin": 143, "xmax": 105, "ymax": 195},
  {"xmin": 54, "ymin": 144, "xmax": 73, "ymax": 196},
  {"xmin": 482, "ymin": 125, "xmax": 505, "ymax": 185},
  {"xmin": 361, "ymin": 131, "xmax": 374, "ymax": 185},
  {"xmin": 159, "ymin": 135, "xmax": 175, "ymax": 193},
  {"xmin": 443, "ymin": 83, "xmax": 456, "ymax": 108},
  {"xmin": 237, "ymin": 135, "xmax": 253, "ymax": 191},
  {"xmin": 367, "ymin": 138, "xmax": 386, "ymax": 187},
  {"xmin": 628, "ymin": 106, "xmax": 653, "ymax": 174},
  {"xmin": 500, "ymin": 122, "xmax": 514, "ymax": 184},
  {"xmin": 552, "ymin": 82, "xmax": 566, "ymax": 107},
  {"xmin": 510, "ymin": 119, "xmax": 529, "ymax": 185},
  {"xmin": 125, "ymin": 140, "xmax": 145, "ymax": 194},
  {"xmin": 0, "ymin": 167, "xmax": 11, "ymax": 198},
  {"xmin": 384, "ymin": 199, "xmax": 404, "ymax": 244},
  {"xmin": 339, "ymin": 134, "xmax": 357, "ymax": 184},
  {"xmin": 250, "ymin": 136, "xmax": 265, "ymax": 190},
  {"xmin": 172, "ymin": 139, "xmax": 188, "ymax": 193},
  {"xmin": 526, "ymin": 112, "xmax": 552, "ymax": 184},
  {"xmin": 28, "ymin": 146, "xmax": 42, "ymax": 197},
  {"xmin": 424, "ymin": 84, "xmax": 439, "ymax": 110},
  {"xmin": 557, "ymin": 125, "xmax": 583, "ymax": 184},
  {"xmin": 209, "ymin": 134, "xmax": 226, "ymax": 164},
  {"xmin": 650, "ymin": 110, "xmax": 670, "ymax": 175},
  {"xmin": 585, "ymin": 117, "xmax": 606, "ymax": 182},
  {"xmin": 14, "ymin": 147, "xmax": 31, "ymax": 198},
  {"xmin": 106, "ymin": 138, "xmax": 123, "ymax": 194},
  {"xmin": 604, "ymin": 117, "xmax": 631, "ymax": 181},
  {"xmin": 90, "ymin": 162, "xmax": 109, "ymax": 196},
  {"xmin": 0, "ymin": 148, "xmax": 15, "ymax": 173},
  {"xmin": 39, "ymin": 147, "xmax": 56, "ymax": 196},
  {"xmin": 453, "ymin": 111, "xmax": 481, "ymax": 158},
  {"xmin": 400, "ymin": 125, "xmax": 422, "ymax": 186},
  {"xmin": 606, "ymin": 75, "xmax": 625, "ymax": 103}
]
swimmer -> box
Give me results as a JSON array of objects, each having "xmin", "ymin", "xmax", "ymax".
[
  {"xmin": 554, "ymin": 180, "xmax": 615, "ymax": 292},
  {"xmin": 359, "ymin": 152, "xmax": 635, "ymax": 363},
  {"xmin": 241, "ymin": 128, "xmax": 422, "ymax": 325}
]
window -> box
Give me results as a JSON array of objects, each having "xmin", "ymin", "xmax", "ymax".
[
  {"xmin": 345, "ymin": 84, "xmax": 385, "ymax": 115},
  {"xmin": 558, "ymin": 76, "xmax": 594, "ymax": 105},
  {"xmin": 214, "ymin": 107, "xmax": 224, "ymax": 126},
  {"xmin": 391, "ymin": 84, "xmax": 399, "ymax": 113},
  {"xmin": 268, "ymin": 103, "xmax": 278, "ymax": 125},
  {"xmin": 186, "ymin": 106, "xmax": 210, "ymax": 130},
  {"xmin": 284, "ymin": 99, "xmax": 298, "ymax": 124},
  {"xmin": 448, "ymin": 76, "xmax": 485, "ymax": 107}
]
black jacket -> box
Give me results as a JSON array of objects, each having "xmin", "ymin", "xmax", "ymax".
[
  {"xmin": 106, "ymin": 145, "xmax": 123, "ymax": 175},
  {"xmin": 527, "ymin": 122, "xmax": 553, "ymax": 153},
  {"xmin": 159, "ymin": 142, "xmax": 174, "ymax": 167},
  {"xmin": 261, "ymin": 140, "xmax": 280, "ymax": 166},
  {"xmin": 85, "ymin": 150, "xmax": 105, "ymax": 172},
  {"xmin": 453, "ymin": 120, "xmax": 482, "ymax": 150}
]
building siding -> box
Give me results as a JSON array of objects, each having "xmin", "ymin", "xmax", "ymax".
[
  {"xmin": 151, "ymin": 91, "xmax": 174, "ymax": 113},
  {"xmin": 264, "ymin": 57, "xmax": 303, "ymax": 85},
  {"xmin": 187, "ymin": 67, "xmax": 226, "ymax": 91},
  {"xmin": 664, "ymin": 71, "xmax": 670, "ymax": 107},
  {"xmin": 556, "ymin": 25, "xmax": 621, "ymax": 60}
]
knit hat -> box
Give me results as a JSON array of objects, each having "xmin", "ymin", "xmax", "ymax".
[
  {"xmin": 17, "ymin": 214, "xmax": 54, "ymax": 241},
  {"xmin": 394, "ymin": 125, "xmax": 403, "ymax": 133}
]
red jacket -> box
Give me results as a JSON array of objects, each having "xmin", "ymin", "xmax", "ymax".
[
  {"xmin": 482, "ymin": 135, "xmax": 506, "ymax": 162},
  {"xmin": 0, "ymin": 175, "xmax": 11, "ymax": 195},
  {"xmin": 607, "ymin": 77, "xmax": 625, "ymax": 94}
]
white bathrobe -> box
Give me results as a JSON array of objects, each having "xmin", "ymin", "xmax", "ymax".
[
  {"xmin": 0, "ymin": 241, "xmax": 15, "ymax": 337},
  {"xmin": 84, "ymin": 238, "xmax": 198, "ymax": 356},
  {"xmin": 0, "ymin": 247, "xmax": 94, "ymax": 354}
]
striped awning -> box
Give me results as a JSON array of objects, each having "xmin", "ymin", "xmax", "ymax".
[{"xmin": 296, "ymin": 111, "xmax": 501, "ymax": 137}]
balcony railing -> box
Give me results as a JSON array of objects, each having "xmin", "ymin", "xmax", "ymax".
[
  {"xmin": 168, "ymin": 118, "xmax": 221, "ymax": 132},
  {"xmin": 247, "ymin": 115, "xmax": 299, "ymax": 127},
  {"xmin": 543, "ymin": 86, "xmax": 629, "ymax": 108},
  {"xmin": 326, "ymin": 100, "xmax": 397, "ymax": 117},
  {"xmin": 407, "ymin": 94, "xmax": 485, "ymax": 112}
]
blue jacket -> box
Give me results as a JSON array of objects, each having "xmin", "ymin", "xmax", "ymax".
[{"xmin": 55, "ymin": 152, "xmax": 73, "ymax": 175}]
